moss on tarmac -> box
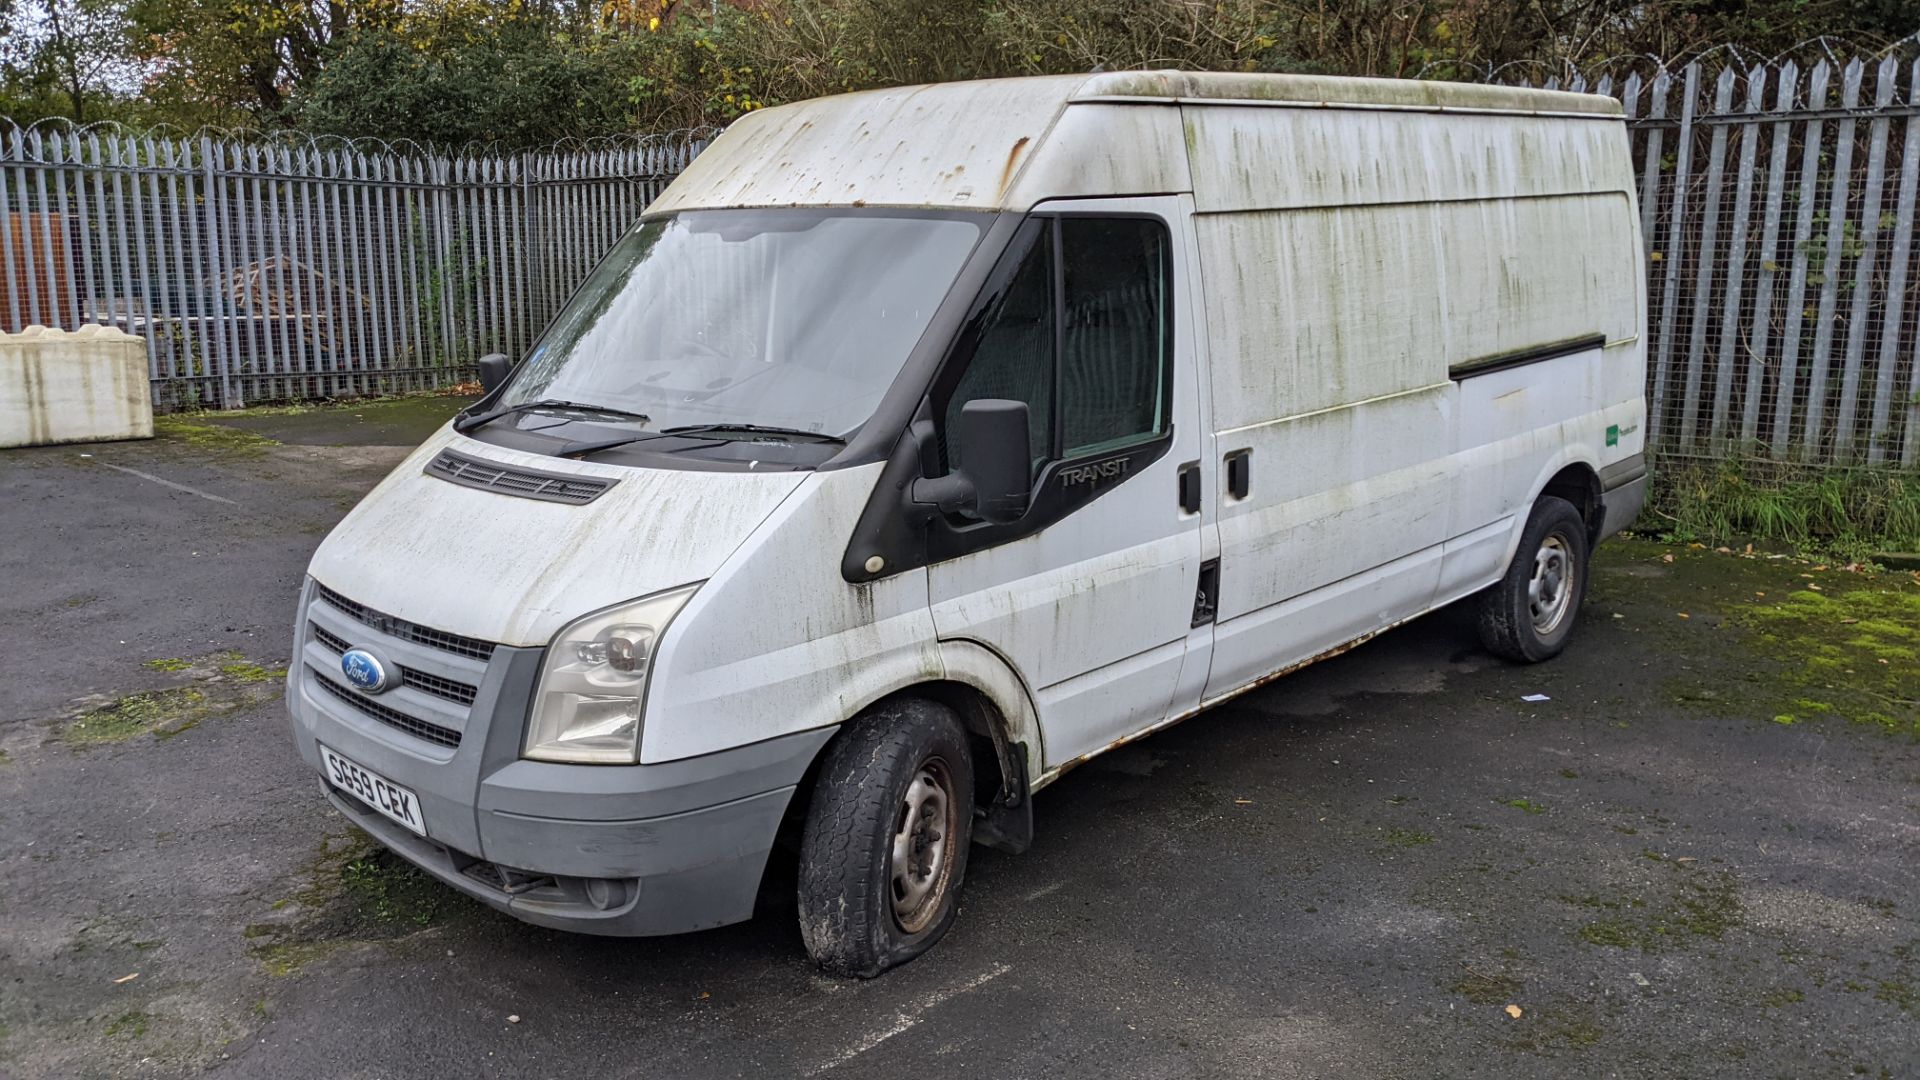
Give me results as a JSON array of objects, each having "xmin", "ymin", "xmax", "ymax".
[{"xmin": 1608, "ymin": 539, "xmax": 1920, "ymax": 738}]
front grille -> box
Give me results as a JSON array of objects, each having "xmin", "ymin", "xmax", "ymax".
[
  {"xmin": 309, "ymin": 624, "xmax": 478, "ymax": 707},
  {"xmin": 315, "ymin": 584, "xmax": 495, "ymax": 662},
  {"xmin": 425, "ymin": 448, "xmax": 615, "ymax": 505},
  {"xmin": 312, "ymin": 624, "xmax": 351, "ymax": 654},
  {"xmin": 311, "ymin": 668, "xmax": 463, "ymax": 749},
  {"xmin": 402, "ymin": 668, "xmax": 478, "ymax": 707}
]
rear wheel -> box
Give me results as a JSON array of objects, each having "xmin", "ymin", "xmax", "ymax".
[
  {"xmin": 797, "ymin": 699, "xmax": 974, "ymax": 977},
  {"xmin": 1476, "ymin": 495, "xmax": 1590, "ymax": 662}
]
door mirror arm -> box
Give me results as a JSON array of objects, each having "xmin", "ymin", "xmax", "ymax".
[{"xmin": 909, "ymin": 399, "xmax": 1032, "ymax": 527}]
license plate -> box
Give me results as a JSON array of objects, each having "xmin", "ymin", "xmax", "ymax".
[{"xmin": 320, "ymin": 745, "xmax": 428, "ymax": 838}]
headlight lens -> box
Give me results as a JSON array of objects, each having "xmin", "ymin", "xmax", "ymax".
[{"xmin": 523, "ymin": 584, "xmax": 699, "ymax": 764}]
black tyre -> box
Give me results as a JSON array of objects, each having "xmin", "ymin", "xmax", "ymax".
[
  {"xmin": 1476, "ymin": 495, "xmax": 1591, "ymax": 662},
  {"xmin": 797, "ymin": 699, "xmax": 975, "ymax": 978}
]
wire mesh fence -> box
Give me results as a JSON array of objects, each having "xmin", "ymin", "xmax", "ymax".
[
  {"xmin": 1511, "ymin": 54, "xmax": 1920, "ymax": 469},
  {"xmin": 5, "ymin": 56, "xmax": 1919, "ymax": 470},
  {"xmin": 0, "ymin": 126, "xmax": 711, "ymax": 410}
]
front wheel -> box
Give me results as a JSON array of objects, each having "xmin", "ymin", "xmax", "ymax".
[
  {"xmin": 1476, "ymin": 495, "xmax": 1591, "ymax": 662},
  {"xmin": 797, "ymin": 699, "xmax": 975, "ymax": 977}
]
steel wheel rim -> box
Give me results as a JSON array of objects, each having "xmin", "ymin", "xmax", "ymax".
[
  {"xmin": 890, "ymin": 757, "xmax": 956, "ymax": 934},
  {"xmin": 1529, "ymin": 533, "xmax": 1575, "ymax": 635}
]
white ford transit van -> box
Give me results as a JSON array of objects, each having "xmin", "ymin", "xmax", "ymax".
[{"xmin": 287, "ymin": 71, "xmax": 1647, "ymax": 976}]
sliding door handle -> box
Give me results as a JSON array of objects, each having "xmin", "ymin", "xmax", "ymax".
[{"xmin": 1225, "ymin": 449, "xmax": 1252, "ymax": 499}]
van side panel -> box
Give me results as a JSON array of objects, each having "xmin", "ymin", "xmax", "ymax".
[
  {"xmin": 1185, "ymin": 104, "xmax": 1642, "ymax": 703},
  {"xmin": 1181, "ymin": 106, "xmax": 1635, "ymax": 212},
  {"xmin": 1204, "ymin": 385, "xmax": 1452, "ymax": 699},
  {"xmin": 1201, "ymin": 194, "xmax": 1638, "ymax": 433}
]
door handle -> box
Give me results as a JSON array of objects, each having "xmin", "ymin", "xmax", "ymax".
[
  {"xmin": 1225, "ymin": 449, "xmax": 1252, "ymax": 499},
  {"xmin": 1177, "ymin": 461, "xmax": 1201, "ymax": 514}
]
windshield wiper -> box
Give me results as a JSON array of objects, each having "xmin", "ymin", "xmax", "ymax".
[
  {"xmin": 659, "ymin": 423, "xmax": 845, "ymax": 443},
  {"xmin": 555, "ymin": 423, "xmax": 845, "ymax": 459},
  {"xmin": 454, "ymin": 398, "xmax": 650, "ymax": 435}
]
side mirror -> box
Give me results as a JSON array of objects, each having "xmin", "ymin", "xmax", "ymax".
[
  {"xmin": 912, "ymin": 399, "xmax": 1032, "ymax": 525},
  {"xmin": 476, "ymin": 353, "xmax": 513, "ymax": 394}
]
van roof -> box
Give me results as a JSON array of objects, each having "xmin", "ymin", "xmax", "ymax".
[
  {"xmin": 646, "ymin": 71, "xmax": 1622, "ymax": 217},
  {"xmin": 1069, "ymin": 69, "xmax": 1621, "ymax": 115}
]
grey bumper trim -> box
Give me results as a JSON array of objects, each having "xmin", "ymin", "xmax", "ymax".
[
  {"xmin": 1598, "ymin": 469, "xmax": 1648, "ymax": 540},
  {"xmin": 1600, "ymin": 454, "xmax": 1647, "ymax": 491}
]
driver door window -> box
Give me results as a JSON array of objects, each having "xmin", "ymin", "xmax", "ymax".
[{"xmin": 940, "ymin": 215, "xmax": 1172, "ymax": 490}]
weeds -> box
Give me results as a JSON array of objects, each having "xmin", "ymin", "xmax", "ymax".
[{"xmin": 1649, "ymin": 459, "xmax": 1920, "ymax": 559}]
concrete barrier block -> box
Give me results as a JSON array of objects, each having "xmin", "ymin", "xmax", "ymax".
[{"xmin": 1, "ymin": 324, "xmax": 154, "ymax": 448}]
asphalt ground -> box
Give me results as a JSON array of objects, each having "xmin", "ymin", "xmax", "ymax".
[{"xmin": 2, "ymin": 397, "xmax": 1916, "ymax": 1079}]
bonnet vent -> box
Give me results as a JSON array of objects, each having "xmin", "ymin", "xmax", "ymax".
[{"xmin": 425, "ymin": 448, "xmax": 615, "ymax": 505}]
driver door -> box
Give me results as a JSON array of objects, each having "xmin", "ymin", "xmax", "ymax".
[{"xmin": 927, "ymin": 197, "xmax": 1212, "ymax": 770}]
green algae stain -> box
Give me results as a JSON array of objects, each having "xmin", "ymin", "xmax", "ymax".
[
  {"xmin": 65, "ymin": 688, "xmax": 211, "ymax": 745},
  {"xmin": 1740, "ymin": 584, "xmax": 1920, "ymax": 737}
]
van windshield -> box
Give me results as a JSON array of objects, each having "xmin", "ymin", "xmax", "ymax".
[{"xmin": 498, "ymin": 209, "xmax": 988, "ymax": 444}]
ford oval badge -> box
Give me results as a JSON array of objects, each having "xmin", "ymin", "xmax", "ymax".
[{"xmin": 341, "ymin": 648, "xmax": 390, "ymax": 694}]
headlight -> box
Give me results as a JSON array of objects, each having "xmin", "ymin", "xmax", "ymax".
[{"xmin": 523, "ymin": 583, "xmax": 700, "ymax": 764}]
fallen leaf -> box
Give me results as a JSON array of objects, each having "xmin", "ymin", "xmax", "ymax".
[
  {"xmin": 114, "ymin": 973, "xmax": 139, "ymax": 985},
  {"xmin": 1505, "ymin": 1004, "xmax": 1524, "ymax": 1019},
  {"xmin": 1661, "ymin": 553, "xmax": 1675, "ymax": 563}
]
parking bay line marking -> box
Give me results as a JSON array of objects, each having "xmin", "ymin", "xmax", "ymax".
[
  {"xmin": 802, "ymin": 962, "xmax": 1013, "ymax": 1076},
  {"xmin": 96, "ymin": 462, "xmax": 238, "ymax": 505}
]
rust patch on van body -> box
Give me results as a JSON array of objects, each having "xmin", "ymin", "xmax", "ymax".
[{"xmin": 997, "ymin": 136, "xmax": 1032, "ymax": 197}]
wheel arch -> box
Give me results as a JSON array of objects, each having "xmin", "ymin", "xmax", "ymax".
[
  {"xmin": 768, "ymin": 640, "xmax": 1043, "ymax": 882},
  {"xmin": 1539, "ymin": 460, "xmax": 1605, "ymax": 547}
]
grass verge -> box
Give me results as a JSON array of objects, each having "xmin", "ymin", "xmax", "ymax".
[{"xmin": 1646, "ymin": 458, "xmax": 1920, "ymax": 560}]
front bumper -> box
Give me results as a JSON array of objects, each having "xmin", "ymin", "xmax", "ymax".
[
  {"xmin": 287, "ymin": 580, "xmax": 833, "ymax": 936},
  {"xmin": 317, "ymin": 768, "xmax": 809, "ymax": 936}
]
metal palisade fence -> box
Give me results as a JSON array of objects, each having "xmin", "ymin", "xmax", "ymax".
[
  {"xmin": 0, "ymin": 126, "xmax": 711, "ymax": 410},
  {"xmin": 6, "ymin": 54, "xmax": 1920, "ymax": 470},
  {"xmin": 1512, "ymin": 53, "xmax": 1920, "ymax": 469}
]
